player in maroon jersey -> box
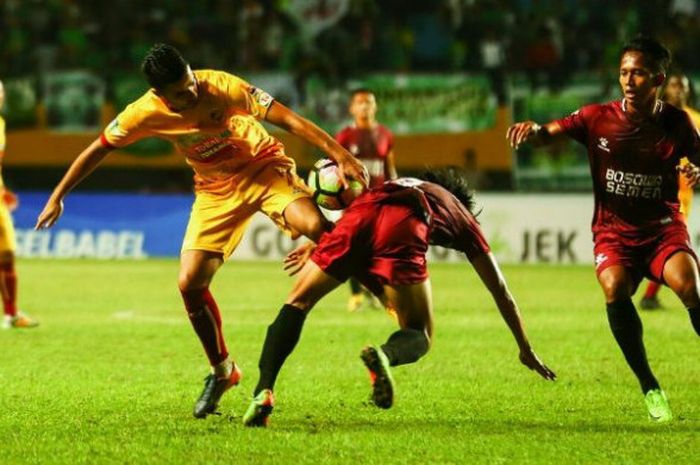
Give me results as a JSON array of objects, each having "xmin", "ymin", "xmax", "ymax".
[
  {"xmin": 242, "ymin": 168, "xmax": 556, "ymax": 427},
  {"xmin": 336, "ymin": 89, "xmax": 398, "ymax": 311},
  {"xmin": 507, "ymin": 36, "xmax": 700, "ymax": 422}
]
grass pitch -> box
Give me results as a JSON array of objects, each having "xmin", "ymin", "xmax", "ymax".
[{"xmin": 1, "ymin": 260, "xmax": 698, "ymax": 465}]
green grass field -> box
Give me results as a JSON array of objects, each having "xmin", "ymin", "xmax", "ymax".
[{"xmin": 1, "ymin": 260, "xmax": 698, "ymax": 465}]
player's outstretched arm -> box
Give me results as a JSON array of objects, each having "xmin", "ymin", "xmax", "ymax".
[
  {"xmin": 470, "ymin": 252, "xmax": 557, "ymax": 381},
  {"xmin": 506, "ymin": 121, "xmax": 565, "ymax": 149},
  {"xmin": 265, "ymin": 101, "xmax": 368, "ymax": 188},
  {"xmin": 35, "ymin": 137, "xmax": 112, "ymax": 229}
]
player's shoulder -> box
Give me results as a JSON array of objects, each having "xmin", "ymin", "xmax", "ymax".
[
  {"xmin": 659, "ymin": 101, "xmax": 698, "ymax": 134},
  {"xmin": 336, "ymin": 125, "xmax": 354, "ymax": 137},
  {"xmin": 196, "ymin": 69, "xmax": 247, "ymax": 91},
  {"xmin": 580, "ymin": 101, "xmax": 618, "ymax": 116},
  {"xmin": 119, "ymin": 90, "xmax": 163, "ymax": 123},
  {"xmin": 661, "ymin": 101, "xmax": 691, "ymax": 121},
  {"xmin": 376, "ymin": 123, "xmax": 394, "ymax": 137}
]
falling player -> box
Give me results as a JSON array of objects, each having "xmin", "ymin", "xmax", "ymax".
[
  {"xmin": 507, "ymin": 36, "xmax": 700, "ymax": 422},
  {"xmin": 242, "ymin": 169, "xmax": 556, "ymax": 427},
  {"xmin": 336, "ymin": 89, "xmax": 398, "ymax": 311}
]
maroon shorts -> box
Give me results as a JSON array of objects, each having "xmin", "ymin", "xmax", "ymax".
[
  {"xmin": 311, "ymin": 201, "xmax": 429, "ymax": 296},
  {"xmin": 593, "ymin": 221, "xmax": 697, "ymax": 285}
]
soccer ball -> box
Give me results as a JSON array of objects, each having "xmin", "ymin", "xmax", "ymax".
[{"xmin": 307, "ymin": 158, "xmax": 365, "ymax": 210}]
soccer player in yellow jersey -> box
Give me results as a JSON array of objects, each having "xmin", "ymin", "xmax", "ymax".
[
  {"xmin": 0, "ymin": 79, "xmax": 39, "ymax": 329},
  {"xmin": 35, "ymin": 44, "xmax": 367, "ymax": 417},
  {"xmin": 640, "ymin": 71, "xmax": 700, "ymax": 310}
]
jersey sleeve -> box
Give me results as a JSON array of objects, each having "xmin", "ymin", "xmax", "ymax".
[
  {"xmin": 222, "ymin": 72, "xmax": 274, "ymax": 120},
  {"xmin": 454, "ymin": 213, "xmax": 491, "ymax": 260},
  {"xmin": 101, "ymin": 103, "xmax": 150, "ymax": 149},
  {"xmin": 385, "ymin": 127, "xmax": 394, "ymax": 151},
  {"xmin": 553, "ymin": 105, "xmax": 592, "ymax": 145}
]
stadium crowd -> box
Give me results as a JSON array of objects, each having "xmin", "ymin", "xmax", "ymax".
[{"xmin": 2, "ymin": 0, "xmax": 700, "ymax": 98}]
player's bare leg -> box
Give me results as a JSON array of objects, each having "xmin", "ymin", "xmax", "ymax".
[
  {"xmin": 662, "ymin": 251, "xmax": 700, "ymax": 336},
  {"xmin": 179, "ymin": 250, "xmax": 241, "ymax": 418},
  {"xmin": 598, "ymin": 265, "xmax": 669, "ymax": 421},
  {"xmin": 244, "ymin": 261, "xmax": 341, "ymax": 426},
  {"xmin": 361, "ymin": 280, "xmax": 433, "ymax": 409},
  {"xmin": 283, "ymin": 196, "xmax": 332, "ymax": 242},
  {"xmin": 0, "ymin": 251, "xmax": 37, "ymax": 329}
]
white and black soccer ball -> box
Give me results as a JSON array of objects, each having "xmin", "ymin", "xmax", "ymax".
[{"xmin": 307, "ymin": 158, "xmax": 365, "ymax": 210}]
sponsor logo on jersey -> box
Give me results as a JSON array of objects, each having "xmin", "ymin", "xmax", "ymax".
[
  {"xmin": 605, "ymin": 168, "xmax": 662, "ymax": 199},
  {"xmin": 597, "ymin": 137, "xmax": 610, "ymax": 152},
  {"xmin": 178, "ymin": 130, "xmax": 238, "ymax": 159}
]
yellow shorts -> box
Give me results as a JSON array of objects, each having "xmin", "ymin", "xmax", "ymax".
[
  {"xmin": 0, "ymin": 203, "xmax": 16, "ymax": 253},
  {"xmin": 182, "ymin": 158, "xmax": 311, "ymax": 259}
]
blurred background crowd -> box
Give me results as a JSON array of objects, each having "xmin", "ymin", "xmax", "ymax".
[
  {"xmin": 2, "ymin": 0, "xmax": 700, "ymax": 192},
  {"xmin": 3, "ymin": 0, "xmax": 700, "ymax": 101}
]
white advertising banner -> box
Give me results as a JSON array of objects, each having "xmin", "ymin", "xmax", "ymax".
[{"xmin": 230, "ymin": 193, "xmax": 700, "ymax": 265}]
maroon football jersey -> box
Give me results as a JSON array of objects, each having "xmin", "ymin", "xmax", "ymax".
[
  {"xmin": 556, "ymin": 100, "xmax": 700, "ymax": 236},
  {"xmin": 336, "ymin": 124, "xmax": 394, "ymax": 187},
  {"xmin": 351, "ymin": 178, "xmax": 491, "ymax": 260}
]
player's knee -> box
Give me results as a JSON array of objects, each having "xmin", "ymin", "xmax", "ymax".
[
  {"xmin": 672, "ymin": 280, "xmax": 700, "ymax": 307},
  {"xmin": 285, "ymin": 292, "xmax": 315, "ymax": 312},
  {"xmin": 178, "ymin": 270, "xmax": 208, "ymax": 292},
  {"xmin": 599, "ymin": 278, "xmax": 630, "ymax": 303}
]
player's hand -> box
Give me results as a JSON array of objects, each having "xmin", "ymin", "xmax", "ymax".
[
  {"xmin": 336, "ymin": 153, "xmax": 369, "ymax": 189},
  {"xmin": 506, "ymin": 121, "xmax": 542, "ymax": 149},
  {"xmin": 283, "ymin": 241, "xmax": 317, "ymax": 276},
  {"xmin": 2, "ymin": 189, "xmax": 19, "ymax": 212},
  {"xmin": 519, "ymin": 347, "xmax": 556, "ymax": 381},
  {"xmin": 677, "ymin": 158, "xmax": 700, "ymax": 188},
  {"xmin": 35, "ymin": 198, "xmax": 64, "ymax": 230}
]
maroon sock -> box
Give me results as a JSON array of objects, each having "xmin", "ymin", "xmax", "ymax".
[
  {"xmin": 181, "ymin": 287, "xmax": 229, "ymax": 366},
  {"xmin": 643, "ymin": 281, "xmax": 661, "ymax": 299},
  {"xmin": 1, "ymin": 262, "xmax": 17, "ymax": 317}
]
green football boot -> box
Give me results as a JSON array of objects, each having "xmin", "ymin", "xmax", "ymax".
[
  {"xmin": 644, "ymin": 388, "xmax": 672, "ymax": 423},
  {"xmin": 243, "ymin": 389, "xmax": 275, "ymax": 427}
]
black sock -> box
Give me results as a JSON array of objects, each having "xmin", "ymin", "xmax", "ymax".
[
  {"xmin": 349, "ymin": 277, "xmax": 362, "ymax": 295},
  {"xmin": 380, "ymin": 328, "xmax": 430, "ymax": 367},
  {"xmin": 688, "ymin": 306, "xmax": 700, "ymax": 336},
  {"xmin": 254, "ymin": 304, "xmax": 308, "ymax": 395},
  {"xmin": 606, "ymin": 299, "xmax": 660, "ymax": 393}
]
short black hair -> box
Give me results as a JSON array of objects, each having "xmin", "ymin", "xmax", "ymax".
[
  {"xmin": 349, "ymin": 88, "xmax": 374, "ymax": 100},
  {"xmin": 141, "ymin": 43, "xmax": 189, "ymax": 89},
  {"xmin": 417, "ymin": 167, "xmax": 478, "ymax": 216},
  {"xmin": 621, "ymin": 35, "xmax": 671, "ymax": 74}
]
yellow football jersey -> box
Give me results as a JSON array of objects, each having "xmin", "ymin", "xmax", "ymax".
[
  {"xmin": 678, "ymin": 105, "xmax": 700, "ymax": 217},
  {"xmin": 101, "ymin": 70, "xmax": 288, "ymax": 193}
]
